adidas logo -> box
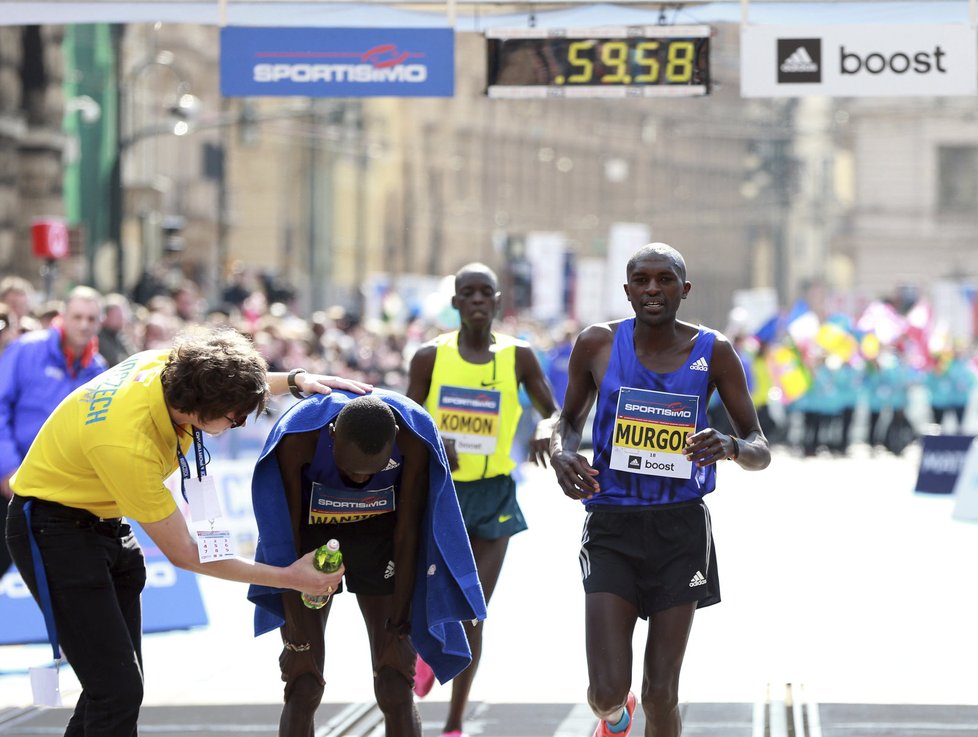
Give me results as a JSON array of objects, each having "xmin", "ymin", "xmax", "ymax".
[
  {"xmin": 384, "ymin": 560, "xmax": 395, "ymax": 579},
  {"xmin": 689, "ymin": 571, "xmax": 707, "ymax": 587},
  {"xmin": 780, "ymin": 47, "xmax": 818, "ymax": 74},
  {"xmin": 689, "ymin": 357, "xmax": 709, "ymax": 372}
]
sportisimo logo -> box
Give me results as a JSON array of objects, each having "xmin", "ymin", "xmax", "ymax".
[
  {"xmin": 623, "ymin": 402, "xmax": 693, "ymax": 418},
  {"xmin": 253, "ymin": 44, "xmax": 428, "ymax": 84},
  {"xmin": 777, "ymin": 38, "xmax": 822, "ymax": 84}
]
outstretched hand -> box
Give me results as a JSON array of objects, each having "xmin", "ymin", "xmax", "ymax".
[
  {"xmin": 298, "ymin": 373, "xmax": 373, "ymax": 396},
  {"xmin": 291, "ymin": 550, "xmax": 345, "ymax": 596}
]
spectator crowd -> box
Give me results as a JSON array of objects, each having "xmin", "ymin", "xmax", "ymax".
[{"xmin": 1, "ymin": 271, "xmax": 976, "ymax": 465}]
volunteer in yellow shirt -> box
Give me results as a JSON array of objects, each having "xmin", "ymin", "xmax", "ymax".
[
  {"xmin": 5, "ymin": 326, "xmax": 367, "ymax": 737},
  {"xmin": 407, "ymin": 262, "xmax": 559, "ymax": 737}
]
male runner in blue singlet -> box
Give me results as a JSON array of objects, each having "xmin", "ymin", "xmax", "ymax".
[{"xmin": 550, "ymin": 243, "xmax": 771, "ymax": 737}]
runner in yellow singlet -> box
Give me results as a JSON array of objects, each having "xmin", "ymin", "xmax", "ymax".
[{"xmin": 407, "ymin": 262, "xmax": 560, "ymax": 737}]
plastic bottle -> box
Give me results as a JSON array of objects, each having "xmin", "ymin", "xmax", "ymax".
[{"xmin": 301, "ymin": 539, "xmax": 343, "ymax": 610}]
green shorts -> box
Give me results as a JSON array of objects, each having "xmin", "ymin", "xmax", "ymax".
[{"xmin": 455, "ymin": 475, "xmax": 527, "ymax": 540}]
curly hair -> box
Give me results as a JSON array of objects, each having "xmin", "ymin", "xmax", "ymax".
[
  {"xmin": 161, "ymin": 326, "xmax": 269, "ymax": 422},
  {"xmin": 334, "ymin": 396, "xmax": 397, "ymax": 455}
]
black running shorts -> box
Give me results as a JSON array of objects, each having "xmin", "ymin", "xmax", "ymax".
[
  {"xmin": 579, "ymin": 500, "xmax": 720, "ymax": 618},
  {"xmin": 299, "ymin": 511, "xmax": 397, "ymax": 596}
]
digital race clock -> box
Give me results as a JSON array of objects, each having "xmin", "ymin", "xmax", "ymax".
[{"xmin": 486, "ymin": 26, "xmax": 711, "ymax": 98}]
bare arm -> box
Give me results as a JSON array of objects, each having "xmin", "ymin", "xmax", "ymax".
[
  {"xmin": 267, "ymin": 371, "xmax": 372, "ymax": 397},
  {"xmin": 404, "ymin": 345, "xmax": 435, "ymax": 406},
  {"xmin": 377, "ymin": 425, "xmax": 429, "ymax": 680},
  {"xmin": 276, "ymin": 430, "xmax": 320, "ymax": 555},
  {"xmin": 549, "ymin": 325, "xmax": 611, "ymax": 500},
  {"xmin": 515, "ymin": 345, "xmax": 561, "ymax": 467},
  {"xmin": 683, "ymin": 336, "xmax": 771, "ymax": 470},
  {"xmin": 140, "ymin": 509, "xmax": 343, "ymax": 595},
  {"xmin": 406, "ymin": 344, "xmax": 459, "ymax": 470}
]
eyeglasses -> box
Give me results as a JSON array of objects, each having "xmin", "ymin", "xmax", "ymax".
[{"xmin": 225, "ymin": 413, "xmax": 248, "ymax": 429}]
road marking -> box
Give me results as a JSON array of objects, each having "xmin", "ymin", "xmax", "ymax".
[
  {"xmin": 0, "ymin": 706, "xmax": 41, "ymax": 730},
  {"xmin": 752, "ymin": 696, "xmax": 766, "ymax": 737},
  {"xmin": 315, "ymin": 702, "xmax": 379, "ymax": 737},
  {"xmin": 768, "ymin": 682, "xmax": 789, "ymax": 737},
  {"xmin": 798, "ymin": 682, "xmax": 823, "ymax": 737},
  {"xmin": 555, "ymin": 703, "xmax": 595, "ymax": 736}
]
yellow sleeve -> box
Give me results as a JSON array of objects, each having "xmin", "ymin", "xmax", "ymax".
[{"xmin": 87, "ymin": 443, "xmax": 178, "ymax": 523}]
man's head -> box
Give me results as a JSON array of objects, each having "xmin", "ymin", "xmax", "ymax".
[
  {"xmin": 452, "ymin": 262, "xmax": 500, "ymax": 329},
  {"xmin": 62, "ymin": 286, "xmax": 104, "ymax": 352},
  {"xmin": 330, "ymin": 396, "xmax": 398, "ymax": 484},
  {"xmin": 626, "ymin": 243, "xmax": 687, "ymax": 283},
  {"xmin": 161, "ymin": 326, "xmax": 269, "ymax": 428},
  {"xmin": 0, "ymin": 276, "xmax": 34, "ymax": 318},
  {"xmin": 101, "ymin": 293, "xmax": 131, "ymax": 333},
  {"xmin": 624, "ymin": 243, "xmax": 691, "ymax": 323}
]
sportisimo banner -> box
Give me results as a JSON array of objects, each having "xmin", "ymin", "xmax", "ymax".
[{"xmin": 220, "ymin": 26, "xmax": 455, "ymax": 97}]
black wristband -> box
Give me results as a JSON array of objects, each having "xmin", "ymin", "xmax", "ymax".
[
  {"xmin": 287, "ymin": 368, "xmax": 307, "ymax": 399},
  {"xmin": 385, "ymin": 617, "xmax": 411, "ymax": 639},
  {"xmin": 729, "ymin": 436, "xmax": 741, "ymax": 461}
]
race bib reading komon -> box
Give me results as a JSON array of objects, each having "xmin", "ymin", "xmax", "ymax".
[
  {"xmin": 436, "ymin": 385, "xmax": 501, "ymax": 455},
  {"xmin": 609, "ymin": 387, "xmax": 698, "ymax": 480}
]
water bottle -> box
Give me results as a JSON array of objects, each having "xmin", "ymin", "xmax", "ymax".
[{"xmin": 301, "ymin": 539, "xmax": 343, "ymax": 610}]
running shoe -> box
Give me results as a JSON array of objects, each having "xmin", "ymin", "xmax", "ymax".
[
  {"xmin": 440, "ymin": 732, "xmax": 467, "ymax": 737},
  {"xmin": 413, "ymin": 654, "xmax": 435, "ymax": 698},
  {"xmin": 592, "ymin": 691, "xmax": 637, "ymax": 737}
]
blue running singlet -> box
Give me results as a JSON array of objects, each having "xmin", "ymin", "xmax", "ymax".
[{"xmin": 587, "ymin": 319, "xmax": 717, "ymax": 508}]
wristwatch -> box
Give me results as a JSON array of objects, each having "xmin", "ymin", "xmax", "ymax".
[{"xmin": 287, "ymin": 368, "xmax": 307, "ymax": 399}]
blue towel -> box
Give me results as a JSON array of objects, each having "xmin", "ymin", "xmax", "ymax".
[{"xmin": 248, "ymin": 389, "xmax": 487, "ymax": 683}]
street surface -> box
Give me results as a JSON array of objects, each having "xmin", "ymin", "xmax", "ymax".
[{"xmin": 2, "ymin": 445, "xmax": 977, "ymax": 734}]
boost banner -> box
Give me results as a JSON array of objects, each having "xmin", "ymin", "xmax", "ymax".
[
  {"xmin": 741, "ymin": 24, "xmax": 977, "ymax": 97},
  {"xmin": 220, "ymin": 26, "xmax": 454, "ymax": 97}
]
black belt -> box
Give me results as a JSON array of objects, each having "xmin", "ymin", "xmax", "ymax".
[{"xmin": 13, "ymin": 495, "xmax": 124, "ymax": 530}]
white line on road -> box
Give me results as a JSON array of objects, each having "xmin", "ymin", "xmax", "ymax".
[{"xmin": 554, "ymin": 703, "xmax": 595, "ymax": 736}]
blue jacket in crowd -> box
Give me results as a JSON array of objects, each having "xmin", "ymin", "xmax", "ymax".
[{"xmin": 0, "ymin": 328, "xmax": 108, "ymax": 479}]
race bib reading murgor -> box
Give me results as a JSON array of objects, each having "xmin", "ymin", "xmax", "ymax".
[
  {"xmin": 609, "ymin": 387, "xmax": 698, "ymax": 480},
  {"xmin": 435, "ymin": 385, "xmax": 501, "ymax": 455}
]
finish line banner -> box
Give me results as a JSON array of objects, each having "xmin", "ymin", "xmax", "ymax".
[
  {"xmin": 741, "ymin": 24, "xmax": 978, "ymax": 97},
  {"xmin": 220, "ymin": 26, "xmax": 454, "ymax": 97}
]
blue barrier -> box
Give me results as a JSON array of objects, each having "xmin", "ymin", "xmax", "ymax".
[
  {"xmin": 0, "ymin": 521, "xmax": 208, "ymax": 646},
  {"xmin": 914, "ymin": 434, "xmax": 975, "ymax": 494}
]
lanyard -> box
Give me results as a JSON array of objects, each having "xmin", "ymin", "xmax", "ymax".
[{"xmin": 176, "ymin": 426, "xmax": 208, "ymax": 502}]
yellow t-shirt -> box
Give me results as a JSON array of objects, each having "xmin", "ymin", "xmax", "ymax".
[
  {"xmin": 11, "ymin": 350, "xmax": 191, "ymax": 522},
  {"xmin": 425, "ymin": 331, "xmax": 523, "ymax": 482}
]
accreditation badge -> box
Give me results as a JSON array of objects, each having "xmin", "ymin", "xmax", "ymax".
[
  {"xmin": 609, "ymin": 387, "xmax": 698, "ymax": 480},
  {"xmin": 435, "ymin": 385, "xmax": 501, "ymax": 455}
]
